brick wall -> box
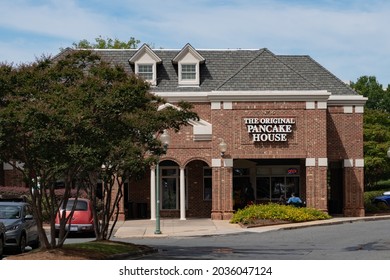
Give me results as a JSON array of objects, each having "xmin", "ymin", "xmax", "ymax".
[{"xmin": 1, "ymin": 100, "xmax": 366, "ymax": 219}]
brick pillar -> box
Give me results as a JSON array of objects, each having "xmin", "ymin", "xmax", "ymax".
[
  {"xmin": 211, "ymin": 167, "xmax": 222, "ymax": 220},
  {"xmin": 305, "ymin": 103, "xmax": 328, "ymax": 212},
  {"xmin": 221, "ymin": 165, "xmax": 233, "ymax": 220},
  {"xmin": 211, "ymin": 162, "xmax": 234, "ymax": 220},
  {"xmin": 305, "ymin": 164, "xmax": 328, "ymax": 212},
  {"xmin": 343, "ymin": 163, "xmax": 365, "ymax": 217}
]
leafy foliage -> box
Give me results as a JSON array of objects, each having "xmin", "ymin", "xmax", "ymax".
[
  {"xmin": 363, "ymin": 109, "xmax": 390, "ymax": 187},
  {"xmin": 351, "ymin": 76, "xmax": 390, "ymax": 189},
  {"xmin": 72, "ymin": 36, "xmax": 140, "ymax": 49},
  {"xmin": 363, "ymin": 187, "xmax": 390, "ymax": 213},
  {"xmin": 0, "ymin": 50, "xmax": 198, "ymax": 248},
  {"xmin": 230, "ymin": 203, "xmax": 331, "ymax": 224},
  {"xmin": 351, "ymin": 76, "xmax": 389, "ymax": 111}
]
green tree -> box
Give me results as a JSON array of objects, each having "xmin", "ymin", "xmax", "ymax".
[
  {"xmin": 351, "ymin": 76, "xmax": 387, "ymax": 111},
  {"xmin": 363, "ymin": 109, "xmax": 390, "ymax": 187},
  {"xmin": 0, "ymin": 50, "xmax": 198, "ymax": 247},
  {"xmin": 72, "ymin": 36, "xmax": 140, "ymax": 49},
  {"xmin": 351, "ymin": 76, "xmax": 390, "ymax": 188}
]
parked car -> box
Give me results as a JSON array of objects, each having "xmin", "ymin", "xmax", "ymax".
[
  {"xmin": 55, "ymin": 198, "xmax": 94, "ymax": 234},
  {"xmin": 0, "ymin": 222, "xmax": 5, "ymax": 257},
  {"xmin": 372, "ymin": 191, "xmax": 390, "ymax": 208},
  {"xmin": 0, "ymin": 201, "xmax": 40, "ymax": 253}
]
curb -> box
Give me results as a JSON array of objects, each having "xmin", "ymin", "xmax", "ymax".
[{"xmin": 272, "ymin": 215, "xmax": 390, "ymax": 231}]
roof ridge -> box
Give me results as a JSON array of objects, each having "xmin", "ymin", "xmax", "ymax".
[
  {"xmin": 215, "ymin": 49, "xmax": 321, "ymax": 91},
  {"xmin": 303, "ymin": 56, "xmax": 357, "ymax": 94},
  {"xmin": 273, "ymin": 55, "xmax": 321, "ymax": 90},
  {"xmin": 215, "ymin": 48, "xmax": 267, "ymax": 90}
]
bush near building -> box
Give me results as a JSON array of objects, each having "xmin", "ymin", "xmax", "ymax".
[
  {"xmin": 230, "ymin": 203, "xmax": 331, "ymax": 225},
  {"xmin": 0, "ymin": 186, "xmax": 30, "ymax": 201},
  {"xmin": 364, "ymin": 189, "xmax": 390, "ymax": 213}
]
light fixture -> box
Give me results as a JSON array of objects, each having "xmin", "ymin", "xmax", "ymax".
[
  {"xmin": 387, "ymin": 147, "xmax": 390, "ymax": 158},
  {"xmin": 160, "ymin": 129, "xmax": 171, "ymax": 151},
  {"xmin": 218, "ymin": 138, "xmax": 227, "ymax": 158}
]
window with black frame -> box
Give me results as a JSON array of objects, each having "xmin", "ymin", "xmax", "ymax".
[
  {"xmin": 161, "ymin": 167, "xmax": 178, "ymax": 210},
  {"xmin": 203, "ymin": 167, "xmax": 212, "ymax": 200},
  {"xmin": 256, "ymin": 176, "xmax": 299, "ymax": 202}
]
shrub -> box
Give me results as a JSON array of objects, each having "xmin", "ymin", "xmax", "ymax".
[{"xmin": 230, "ymin": 203, "xmax": 331, "ymax": 225}]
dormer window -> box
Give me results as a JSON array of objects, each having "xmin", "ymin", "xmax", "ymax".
[
  {"xmin": 181, "ymin": 64, "xmax": 197, "ymax": 80},
  {"xmin": 129, "ymin": 44, "xmax": 162, "ymax": 86},
  {"xmin": 173, "ymin": 43, "xmax": 205, "ymax": 87},
  {"xmin": 137, "ymin": 64, "xmax": 153, "ymax": 80}
]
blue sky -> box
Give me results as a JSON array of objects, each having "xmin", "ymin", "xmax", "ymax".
[{"xmin": 0, "ymin": 0, "xmax": 389, "ymax": 86}]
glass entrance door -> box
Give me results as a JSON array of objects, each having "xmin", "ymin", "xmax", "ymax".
[
  {"xmin": 256, "ymin": 176, "xmax": 299, "ymax": 203},
  {"xmin": 161, "ymin": 167, "xmax": 178, "ymax": 210}
]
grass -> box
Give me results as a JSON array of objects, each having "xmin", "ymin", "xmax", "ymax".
[
  {"xmin": 230, "ymin": 203, "xmax": 331, "ymax": 225},
  {"xmin": 64, "ymin": 240, "xmax": 146, "ymax": 258},
  {"xmin": 65, "ymin": 240, "xmax": 139, "ymax": 254},
  {"xmin": 7, "ymin": 240, "xmax": 155, "ymax": 260}
]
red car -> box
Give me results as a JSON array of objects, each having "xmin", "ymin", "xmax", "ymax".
[{"xmin": 55, "ymin": 198, "xmax": 94, "ymax": 234}]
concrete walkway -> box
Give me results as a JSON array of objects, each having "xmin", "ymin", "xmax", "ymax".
[{"xmin": 113, "ymin": 214, "xmax": 390, "ymax": 238}]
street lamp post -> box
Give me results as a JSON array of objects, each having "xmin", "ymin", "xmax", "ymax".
[{"xmin": 155, "ymin": 130, "xmax": 171, "ymax": 235}]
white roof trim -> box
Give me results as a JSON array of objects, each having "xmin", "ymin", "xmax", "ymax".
[
  {"xmin": 129, "ymin": 44, "xmax": 162, "ymax": 64},
  {"xmin": 155, "ymin": 92, "xmax": 367, "ymax": 108},
  {"xmin": 172, "ymin": 43, "xmax": 205, "ymax": 64},
  {"xmin": 158, "ymin": 103, "xmax": 212, "ymax": 141},
  {"xmin": 153, "ymin": 90, "xmax": 331, "ymax": 102},
  {"xmin": 153, "ymin": 92, "xmax": 209, "ymax": 102},
  {"xmin": 328, "ymin": 95, "xmax": 368, "ymax": 106},
  {"xmin": 209, "ymin": 90, "xmax": 330, "ymax": 101},
  {"xmin": 188, "ymin": 119, "xmax": 212, "ymax": 141}
]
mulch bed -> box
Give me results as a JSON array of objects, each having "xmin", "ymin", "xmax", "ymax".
[{"xmin": 238, "ymin": 219, "xmax": 291, "ymax": 228}]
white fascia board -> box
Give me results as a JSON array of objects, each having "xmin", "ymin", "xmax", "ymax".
[
  {"xmin": 209, "ymin": 90, "xmax": 330, "ymax": 102},
  {"xmin": 129, "ymin": 44, "xmax": 162, "ymax": 63},
  {"xmin": 188, "ymin": 119, "xmax": 212, "ymax": 132},
  {"xmin": 328, "ymin": 95, "xmax": 368, "ymax": 106},
  {"xmin": 153, "ymin": 90, "xmax": 331, "ymax": 103},
  {"xmin": 172, "ymin": 43, "xmax": 205, "ymax": 63},
  {"xmin": 152, "ymin": 91, "xmax": 209, "ymax": 102}
]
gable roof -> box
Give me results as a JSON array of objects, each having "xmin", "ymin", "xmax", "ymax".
[
  {"xmin": 172, "ymin": 43, "xmax": 205, "ymax": 64},
  {"xmin": 215, "ymin": 49, "xmax": 319, "ymax": 91},
  {"xmin": 278, "ymin": 55, "xmax": 357, "ymax": 95},
  {"xmin": 129, "ymin": 44, "xmax": 162, "ymax": 64},
  {"xmin": 82, "ymin": 46, "xmax": 358, "ymax": 95}
]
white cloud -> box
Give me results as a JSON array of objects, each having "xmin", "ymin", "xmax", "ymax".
[
  {"xmin": 0, "ymin": 0, "xmax": 389, "ymax": 84},
  {"xmin": 0, "ymin": 0, "xmax": 111, "ymax": 40}
]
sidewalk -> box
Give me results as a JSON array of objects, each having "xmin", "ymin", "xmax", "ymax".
[{"xmin": 113, "ymin": 214, "xmax": 390, "ymax": 238}]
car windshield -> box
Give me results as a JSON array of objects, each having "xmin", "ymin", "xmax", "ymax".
[
  {"xmin": 0, "ymin": 205, "xmax": 21, "ymax": 219},
  {"xmin": 63, "ymin": 200, "xmax": 88, "ymax": 211}
]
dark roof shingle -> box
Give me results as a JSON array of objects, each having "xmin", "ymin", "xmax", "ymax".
[{"xmin": 90, "ymin": 48, "xmax": 357, "ymax": 95}]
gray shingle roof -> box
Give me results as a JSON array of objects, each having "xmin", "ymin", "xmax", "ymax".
[{"xmin": 87, "ymin": 48, "xmax": 357, "ymax": 95}]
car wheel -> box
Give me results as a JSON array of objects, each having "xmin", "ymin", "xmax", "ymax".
[
  {"xmin": 17, "ymin": 234, "xmax": 27, "ymax": 254},
  {"xmin": 30, "ymin": 239, "xmax": 41, "ymax": 250},
  {"xmin": 376, "ymin": 201, "xmax": 389, "ymax": 210}
]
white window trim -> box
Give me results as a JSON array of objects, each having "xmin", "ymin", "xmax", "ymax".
[
  {"xmin": 178, "ymin": 62, "xmax": 200, "ymax": 87},
  {"xmin": 173, "ymin": 44, "xmax": 205, "ymax": 87},
  {"xmin": 135, "ymin": 63, "xmax": 157, "ymax": 86},
  {"xmin": 129, "ymin": 44, "xmax": 162, "ymax": 87}
]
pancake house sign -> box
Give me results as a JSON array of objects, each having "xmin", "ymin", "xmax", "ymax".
[{"xmin": 244, "ymin": 117, "xmax": 296, "ymax": 142}]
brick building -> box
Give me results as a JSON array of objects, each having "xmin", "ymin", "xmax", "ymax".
[{"xmin": 2, "ymin": 44, "xmax": 367, "ymax": 220}]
